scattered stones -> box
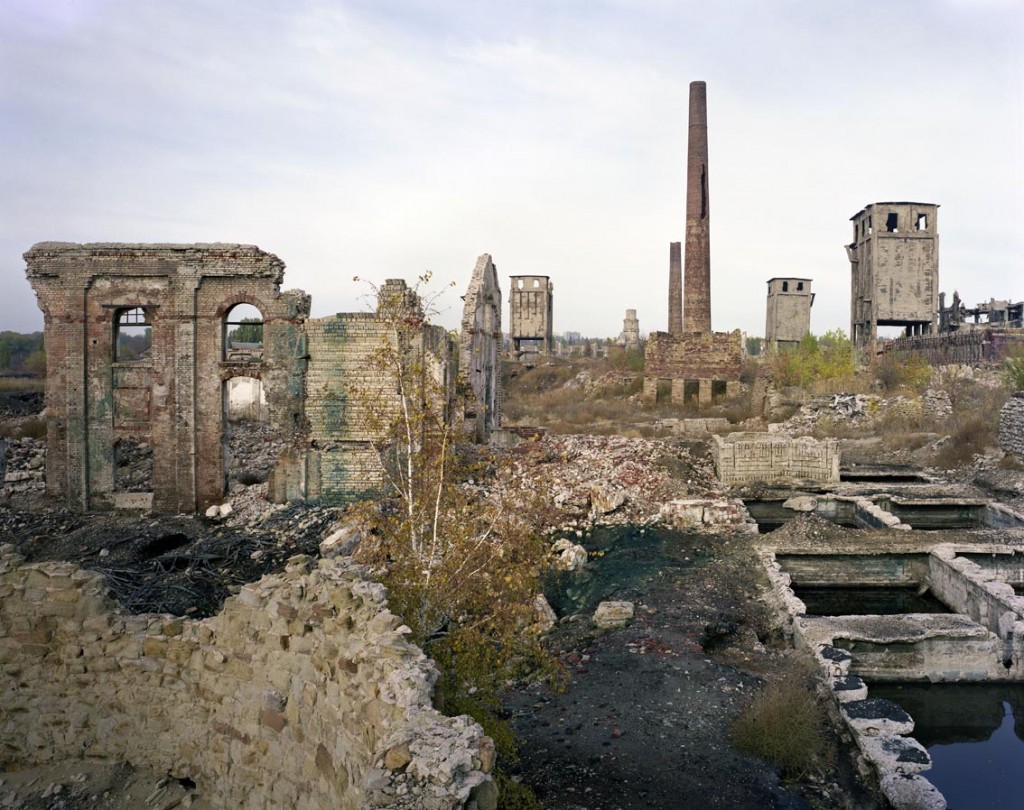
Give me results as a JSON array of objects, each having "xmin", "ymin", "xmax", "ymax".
[
  {"xmin": 592, "ymin": 600, "xmax": 634, "ymax": 629},
  {"xmin": 550, "ymin": 539, "xmax": 588, "ymax": 571}
]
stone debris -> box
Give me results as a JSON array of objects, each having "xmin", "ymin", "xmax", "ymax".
[
  {"xmin": 497, "ymin": 433, "xmax": 717, "ymax": 530},
  {"xmin": 532, "ymin": 595, "xmax": 558, "ymax": 632},
  {"xmin": 0, "ymin": 438, "xmax": 45, "ymax": 498},
  {"xmin": 592, "ymin": 600, "xmax": 635, "ymax": 629},
  {"xmin": 550, "ymin": 539, "xmax": 587, "ymax": 571},
  {"xmin": 879, "ymin": 773, "xmax": 947, "ymax": 810}
]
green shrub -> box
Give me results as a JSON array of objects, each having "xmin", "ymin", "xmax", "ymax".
[
  {"xmin": 768, "ymin": 330, "xmax": 857, "ymax": 391},
  {"xmin": 875, "ymin": 351, "xmax": 932, "ymax": 392},
  {"xmin": 1002, "ymin": 349, "xmax": 1024, "ymax": 392},
  {"xmin": 732, "ymin": 679, "xmax": 826, "ymax": 778}
]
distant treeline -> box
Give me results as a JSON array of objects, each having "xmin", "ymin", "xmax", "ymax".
[{"xmin": 0, "ymin": 331, "xmax": 45, "ymax": 375}]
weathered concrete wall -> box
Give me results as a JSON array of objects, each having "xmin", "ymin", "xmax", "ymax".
[
  {"xmin": 508, "ymin": 275, "xmax": 553, "ymax": 358},
  {"xmin": 847, "ymin": 202, "xmax": 939, "ymax": 347},
  {"xmin": 24, "ymin": 242, "xmax": 309, "ymax": 514},
  {"xmin": 926, "ymin": 548, "xmax": 1024, "ymax": 650},
  {"xmin": 776, "ymin": 553, "xmax": 928, "ymax": 587},
  {"xmin": 459, "ymin": 255, "xmax": 502, "ymax": 443},
  {"xmin": 999, "ymin": 391, "xmax": 1024, "ymax": 456},
  {"xmin": 712, "ymin": 432, "xmax": 839, "ymax": 485},
  {"xmin": 765, "ymin": 278, "xmax": 813, "ymax": 348},
  {"xmin": 0, "ymin": 545, "xmax": 494, "ymax": 809}
]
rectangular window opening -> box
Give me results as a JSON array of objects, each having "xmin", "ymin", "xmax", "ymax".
[
  {"xmin": 915, "ymin": 213, "xmax": 928, "ymax": 231},
  {"xmin": 886, "ymin": 212, "xmax": 899, "ymax": 233}
]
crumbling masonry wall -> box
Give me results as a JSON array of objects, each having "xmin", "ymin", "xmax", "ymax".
[
  {"xmin": 459, "ymin": 255, "xmax": 502, "ymax": 443},
  {"xmin": 712, "ymin": 433, "xmax": 840, "ymax": 485},
  {"xmin": 24, "ymin": 243, "xmax": 308, "ymax": 514},
  {"xmin": 1001, "ymin": 393, "xmax": 1024, "ymax": 457},
  {"xmin": 0, "ymin": 546, "xmax": 495, "ymax": 809}
]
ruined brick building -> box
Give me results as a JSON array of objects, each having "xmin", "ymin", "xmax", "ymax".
[
  {"xmin": 26, "ymin": 245, "xmax": 498, "ymax": 513},
  {"xmin": 643, "ymin": 81, "xmax": 741, "ymax": 407}
]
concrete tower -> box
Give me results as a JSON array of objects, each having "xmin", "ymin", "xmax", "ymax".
[{"xmin": 683, "ymin": 80, "xmax": 711, "ymax": 334}]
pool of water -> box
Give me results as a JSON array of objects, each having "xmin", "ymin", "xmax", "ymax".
[
  {"xmin": 543, "ymin": 525, "xmax": 710, "ymax": 616},
  {"xmin": 791, "ymin": 585, "xmax": 950, "ymax": 615},
  {"xmin": 869, "ymin": 683, "xmax": 1024, "ymax": 809}
]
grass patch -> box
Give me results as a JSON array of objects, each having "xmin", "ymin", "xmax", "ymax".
[
  {"xmin": 0, "ymin": 416, "xmax": 46, "ymax": 439},
  {"xmin": 732, "ymin": 677, "xmax": 827, "ymax": 779},
  {"xmin": 0, "ymin": 377, "xmax": 43, "ymax": 393}
]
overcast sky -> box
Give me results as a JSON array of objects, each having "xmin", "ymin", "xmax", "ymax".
[{"xmin": 1, "ymin": 0, "xmax": 1021, "ymax": 339}]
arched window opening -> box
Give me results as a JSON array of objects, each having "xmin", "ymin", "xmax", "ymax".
[
  {"xmin": 224, "ymin": 303, "xmax": 264, "ymax": 361},
  {"xmin": 115, "ymin": 307, "xmax": 152, "ymax": 361}
]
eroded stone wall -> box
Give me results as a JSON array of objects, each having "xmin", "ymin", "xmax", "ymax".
[
  {"xmin": 1001, "ymin": 392, "xmax": 1024, "ymax": 457},
  {"xmin": 0, "ymin": 545, "xmax": 494, "ymax": 809}
]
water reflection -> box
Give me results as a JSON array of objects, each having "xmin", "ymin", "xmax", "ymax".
[{"xmin": 870, "ymin": 683, "xmax": 1024, "ymax": 809}]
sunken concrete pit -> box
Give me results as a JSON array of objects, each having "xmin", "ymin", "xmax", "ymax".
[
  {"xmin": 0, "ymin": 545, "xmax": 496, "ymax": 810},
  {"xmin": 759, "ymin": 521, "xmax": 1024, "ymax": 810}
]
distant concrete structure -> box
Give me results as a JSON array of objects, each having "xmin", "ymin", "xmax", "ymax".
[
  {"xmin": 668, "ymin": 242, "xmax": 683, "ymax": 335},
  {"xmin": 618, "ymin": 309, "xmax": 641, "ymax": 350},
  {"xmin": 459, "ymin": 254, "xmax": 502, "ymax": 443},
  {"xmin": 643, "ymin": 80, "xmax": 741, "ymax": 408},
  {"xmin": 847, "ymin": 202, "xmax": 939, "ymax": 348},
  {"xmin": 939, "ymin": 291, "xmax": 1024, "ymax": 333},
  {"xmin": 508, "ymin": 275, "xmax": 553, "ymax": 360},
  {"xmin": 765, "ymin": 278, "xmax": 814, "ymax": 350}
]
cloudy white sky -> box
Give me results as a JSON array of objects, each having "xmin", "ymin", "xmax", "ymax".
[{"xmin": 1, "ymin": 0, "xmax": 1021, "ymax": 339}]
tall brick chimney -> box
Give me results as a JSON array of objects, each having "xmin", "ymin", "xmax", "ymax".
[
  {"xmin": 668, "ymin": 241, "xmax": 682, "ymax": 335},
  {"xmin": 683, "ymin": 80, "xmax": 711, "ymax": 334}
]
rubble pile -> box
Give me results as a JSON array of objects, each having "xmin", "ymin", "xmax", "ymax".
[
  {"xmin": 0, "ymin": 437, "xmax": 45, "ymax": 498},
  {"xmin": 497, "ymin": 434, "xmax": 718, "ymax": 530},
  {"xmin": 226, "ymin": 420, "xmax": 286, "ymax": 486}
]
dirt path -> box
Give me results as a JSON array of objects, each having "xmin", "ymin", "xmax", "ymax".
[{"xmin": 504, "ymin": 525, "xmax": 879, "ymax": 810}]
